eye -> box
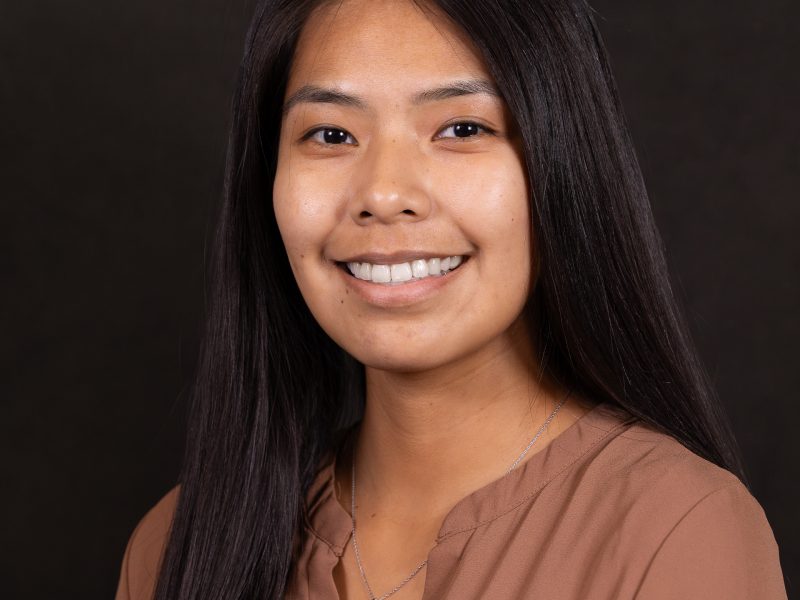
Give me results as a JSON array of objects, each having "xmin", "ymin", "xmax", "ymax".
[
  {"xmin": 436, "ymin": 121, "xmax": 494, "ymax": 140},
  {"xmin": 303, "ymin": 127, "xmax": 357, "ymax": 146}
]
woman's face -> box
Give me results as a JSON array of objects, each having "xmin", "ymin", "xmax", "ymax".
[{"xmin": 273, "ymin": 0, "xmax": 533, "ymax": 372}]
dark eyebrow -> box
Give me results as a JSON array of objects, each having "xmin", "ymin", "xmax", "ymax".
[
  {"xmin": 282, "ymin": 86, "xmax": 368, "ymax": 114},
  {"xmin": 282, "ymin": 78, "xmax": 501, "ymax": 114},
  {"xmin": 411, "ymin": 79, "xmax": 500, "ymax": 104}
]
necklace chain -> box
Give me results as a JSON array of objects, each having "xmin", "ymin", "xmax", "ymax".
[{"xmin": 350, "ymin": 392, "xmax": 570, "ymax": 600}]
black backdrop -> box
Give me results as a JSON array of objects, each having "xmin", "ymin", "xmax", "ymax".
[{"xmin": 1, "ymin": 1, "xmax": 797, "ymax": 597}]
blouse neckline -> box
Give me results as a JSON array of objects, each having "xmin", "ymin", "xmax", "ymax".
[{"xmin": 303, "ymin": 400, "xmax": 636, "ymax": 557}]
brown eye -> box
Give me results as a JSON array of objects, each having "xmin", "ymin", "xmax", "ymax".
[
  {"xmin": 452, "ymin": 123, "xmax": 479, "ymax": 137},
  {"xmin": 437, "ymin": 121, "xmax": 493, "ymax": 139},
  {"xmin": 305, "ymin": 127, "xmax": 357, "ymax": 145}
]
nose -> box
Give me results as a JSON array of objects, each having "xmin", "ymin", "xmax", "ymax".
[{"xmin": 348, "ymin": 135, "xmax": 432, "ymax": 225}]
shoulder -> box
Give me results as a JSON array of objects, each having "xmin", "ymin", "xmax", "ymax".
[
  {"xmin": 598, "ymin": 420, "xmax": 764, "ymax": 528},
  {"xmin": 633, "ymin": 480, "xmax": 787, "ymax": 598},
  {"xmin": 115, "ymin": 486, "xmax": 180, "ymax": 600},
  {"xmin": 602, "ymin": 420, "xmax": 744, "ymax": 500},
  {"xmin": 572, "ymin": 408, "xmax": 750, "ymax": 518},
  {"xmin": 590, "ymin": 422, "xmax": 787, "ymax": 598}
]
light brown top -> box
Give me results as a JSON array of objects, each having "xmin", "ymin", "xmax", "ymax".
[{"xmin": 116, "ymin": 402, "xmax": 787, "ymax": 599}]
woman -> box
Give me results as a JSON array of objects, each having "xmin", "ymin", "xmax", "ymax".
[{"xmin": 116, "ymin": 0, "xmax": 787, "ymax": 598}]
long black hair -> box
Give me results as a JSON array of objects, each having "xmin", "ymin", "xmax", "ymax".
[{"xmin": 154, "ymin": 1, "xmax": 746, "ymax": 598}]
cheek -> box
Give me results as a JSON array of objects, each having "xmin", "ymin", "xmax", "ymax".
[
  {"xmin": 439, "ymin": 150, "xmax": 531, "ymax": 263},
  {"xmin": 273, "ymin": 161, "xmax": 341, "ymax": 270}
]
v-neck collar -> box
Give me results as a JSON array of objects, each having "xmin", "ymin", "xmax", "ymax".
[{"xmin": 303, "ymin": 401, "xmax": 636, "ymax": 556}]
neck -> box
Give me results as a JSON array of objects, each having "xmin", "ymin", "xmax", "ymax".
[{"xmin": 341, "ymin": 319, "xmax": 588, "ymax": 523}]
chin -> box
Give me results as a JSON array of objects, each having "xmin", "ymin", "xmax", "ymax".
[
  {"xmin": 364, "ymin": 358, "xmax": 440, "ymax": 374},
  {"xmin": 351, "ymin": 345, "xmax": 456, "ymax": 375}
]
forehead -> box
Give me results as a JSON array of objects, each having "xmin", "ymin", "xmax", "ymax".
[{"xmin": 286, "ymin": 0, "xmax": 492, "ymax": 99}]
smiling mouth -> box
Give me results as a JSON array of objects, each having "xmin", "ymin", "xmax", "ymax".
[{"xmin": 337, "ymin": 255, "xmax": 467, "ymax": 285}]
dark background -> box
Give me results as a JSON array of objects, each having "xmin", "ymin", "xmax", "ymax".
[{"xmin": 1, "ymin": 0, "xmax": 797, "ymax": 597}]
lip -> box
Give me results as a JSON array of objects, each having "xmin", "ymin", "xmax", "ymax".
[{"xmin": 335, "ymin": 256, "xmax": 469, "ymax": 308}]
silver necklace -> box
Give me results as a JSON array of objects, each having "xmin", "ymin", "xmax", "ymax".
[{"xmin": 349, "ymin": 392, "xmax": 570, "ymax": 600}]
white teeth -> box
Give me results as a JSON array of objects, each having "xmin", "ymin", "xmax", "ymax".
[
  {"xmin": 344, "ymin": 255, "xmax": 464, "ymax": 284},
  {"xmin": 357, "ymin": 262, "xmax": 372, "ymax": 280},
  {"xmin": 411, "ymin": 259, "xmax": 428, "ymax": 278},
  {"xmin": 390, "ymin": 262, "xmax": 413, "ymax": 282},
  {"xmin": 371, "ymin": 264, "xmax": 391, "ymax": 283}
]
